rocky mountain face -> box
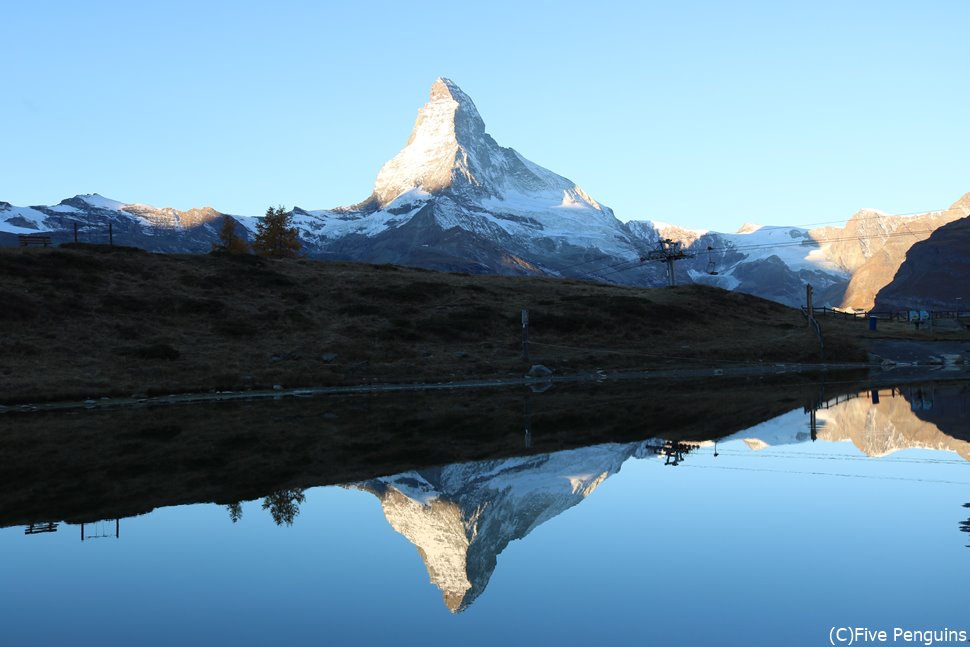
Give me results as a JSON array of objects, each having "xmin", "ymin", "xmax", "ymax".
[
  {"xmin": 823, "ymin": 193, "xmax": 970, "ymax": 311},
  {"xmin": 2, "ymin": 78, "xmax": 964, "ymax": 309},
  {"xmin": 351, "ymin": 441, "xmax": 653, "ymax": 612},
  {"xmin": 873, "ymin": 211, "xmax": 970, "ymax": 312}
]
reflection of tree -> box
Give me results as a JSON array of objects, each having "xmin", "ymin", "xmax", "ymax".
[
  {"xmin": 227, "ymin": 502, "xmax": 243, "ymax": 524},
  {"xmin": 262, "ymin": 489, "xmax": 306, "ymax": 526},
  {"xmin": 961, "ymin": 504, "xmax": 970, "ymax": 548}
]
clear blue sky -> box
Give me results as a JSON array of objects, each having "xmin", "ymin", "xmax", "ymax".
[{"xmin": 3, "ymin": 0, "xmax": 968, "ymax": 231}]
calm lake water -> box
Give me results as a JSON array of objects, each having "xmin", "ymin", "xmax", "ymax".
[{"xmin": 2, "ymin": 379, "xmax": 968, "ymax": 646}]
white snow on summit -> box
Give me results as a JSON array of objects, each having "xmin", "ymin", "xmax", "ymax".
[{"xmin": 78, "ymin": 193, "xmax": 127, "ymax": 211}]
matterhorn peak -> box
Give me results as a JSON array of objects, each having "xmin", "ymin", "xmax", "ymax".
[
  {"xmin": 372, "ymin": 77, "xmax": 492, "ymax": 206},
  {"xmin": 427, "ymin": 77, "xmax": 485, "ymax": 135}
]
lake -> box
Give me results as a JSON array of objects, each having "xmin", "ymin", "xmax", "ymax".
[{"xmin": 1, "ymin": 375, "xmax": 968, "ymax": 646}]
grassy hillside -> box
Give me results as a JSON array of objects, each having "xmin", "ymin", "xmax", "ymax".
[{"xmin": 0, "ymin": 244, "xmax": 870, "ymax": 404}]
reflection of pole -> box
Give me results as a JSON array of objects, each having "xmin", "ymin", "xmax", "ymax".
[
  {"xmin": 116, "ymin": 519, "xmax": 120, "ymax": 538},
  {"xmin": 523, "ymin": 395, "xmax": 532, "ymax": 449},
  {"xmin": 81, "ymin": 524, "xmax": 85, "ymax": 542},
  {"xmin": 521, "ymin": 309, "xmax": 529, "ymax": 362},
  {"xmin": 810, "ymin": 408, "xmax": 817, "ymax": 442}
]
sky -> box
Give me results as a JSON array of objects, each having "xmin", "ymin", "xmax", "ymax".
[{"xmin": 2, "ymin": 0, "xmax": 968, "ymax": 231}]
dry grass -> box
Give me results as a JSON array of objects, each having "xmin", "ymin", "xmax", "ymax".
[{"xmin": 0, "ymin": 244, "xmax": 874, "ymax": 404}]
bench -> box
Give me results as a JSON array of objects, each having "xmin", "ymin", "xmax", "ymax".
[{"xmin": 18, "ymin": 234, "xmax": 52, "ymax": 247}]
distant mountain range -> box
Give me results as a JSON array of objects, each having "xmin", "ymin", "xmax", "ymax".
[{"xmin": 3, "ymin": 77, "xmax": 967, "ymax": 310}]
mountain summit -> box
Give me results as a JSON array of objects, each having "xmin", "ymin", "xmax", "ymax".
[
  {"xmin": 373, "ymin": 77, "xmax": 489, "ymax": 205},
  {"xmin": 372, "ymin": 77, "xmax": 607, "ymax": 215},
  {"xmin": 295, "ymin": 77, "xmax": 640, "ymax": 275}
]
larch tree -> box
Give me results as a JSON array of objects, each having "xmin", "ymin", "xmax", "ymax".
[
  {"xmin": 214, "ymin": 215, "xmax": 250, "ymax": 254},
  {"xmin": 252, "ymin": 205, "xmax": 301, "ymax": 258}
]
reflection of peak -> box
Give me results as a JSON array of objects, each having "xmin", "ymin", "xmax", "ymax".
[{"xmin": 353, "ymin": 442, "xmax": 647, "ymax": 612}]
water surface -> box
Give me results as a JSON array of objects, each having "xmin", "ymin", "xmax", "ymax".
[{"xmin": 2, "ymin": 380, "xmax": 968, "ymax": 646}]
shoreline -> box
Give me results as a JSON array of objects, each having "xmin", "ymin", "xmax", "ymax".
[{"xmin": 5, "ymin": 360, "xmax": 968, "ymax": 415}]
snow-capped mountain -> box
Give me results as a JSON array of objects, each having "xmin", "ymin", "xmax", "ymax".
[
  {"xmin": 626, "ymin": 222, "xmax": 850, "ymax": 306},
  {"xmin": 0, "ymin": 194, "xmax": 229, "ymax": 252},
  {"xmin": 285, "ymin": 77, "xmax": 645, "ymax": 280},
  {"xmin": 351, "ymin": 440, "xmax": 655, "ymax": 612},
  {"xmin": 3, "ymin": 77, "xmax": 966, "ymax": 309}
]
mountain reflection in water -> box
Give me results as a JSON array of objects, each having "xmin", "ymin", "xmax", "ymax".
[{"xmin": 339, "ymin": 382, "xmax": 970, "ymax": 612}]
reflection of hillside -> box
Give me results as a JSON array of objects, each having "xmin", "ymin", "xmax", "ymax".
[
  {"xmin": 901, "ymin": 383, "xmax": 970, "ymax": 444},
  {"xmin": 816, "ymin": 386, "xmax": 970, "ymax": 461},
  {"xmin": 353, "ymin": 442, "xmax": 650, "ymax": 612},
  {"xmin": 0, "ymin": 376, "xmax": 841, "ymax": 528},
  {"xmin": 719, "ymin": 383, "xmax": 970, "ymax": 461}
]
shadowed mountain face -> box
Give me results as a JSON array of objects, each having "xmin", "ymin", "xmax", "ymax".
[
  {"xmin": 873, "ymin": 211, "xmax": 970, "ymax": 312},
  {"xmin": 352, "ymin": 441, "xmax": 653, "ymax": 612}
]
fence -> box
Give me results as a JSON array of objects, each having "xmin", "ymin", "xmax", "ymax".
[{"xmin": 805, "ymin": 306, "xmax": 970, "ymax": 322}]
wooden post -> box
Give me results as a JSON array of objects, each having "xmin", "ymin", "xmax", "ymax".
[
  {"xmin": 108, "ymin": 222, "xmax": 113, "ymax": 246},
  {"xmin": 521, "ymin": 309, "xmax": 529, "ymax": 362},
  {"xmin": 73, "ymin": 222, "xmax": 78, "ymax": 243}
]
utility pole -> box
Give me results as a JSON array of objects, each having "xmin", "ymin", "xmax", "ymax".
[
  {"xmin": 806, "ymin": 284, "xmax": 814, "ymax": 327},
  {"xmin": 642, "ymin": 238, "xmax": 696, "ymax": 287}
]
